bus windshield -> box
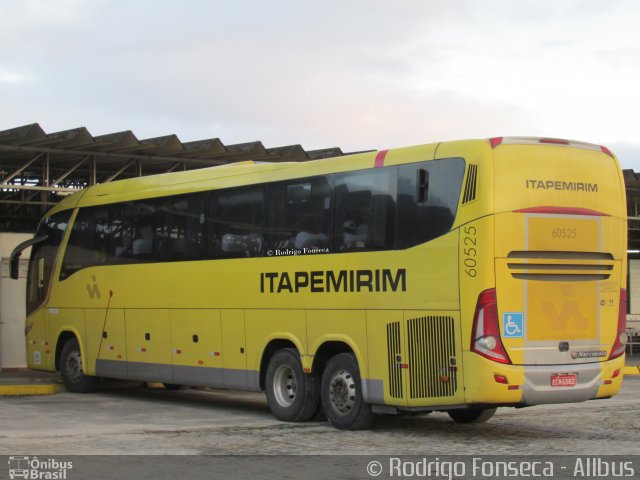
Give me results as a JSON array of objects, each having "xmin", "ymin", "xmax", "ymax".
[{"xmin": 26, "ymin": 210, "xmax": 72, "ymax": 315}]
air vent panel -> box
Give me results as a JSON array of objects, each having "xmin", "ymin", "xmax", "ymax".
[
  {"xmin": 386, "ymin": 321, "xmax": 403, "ymax": 399},
  {"xmin": 462, "ymin": 164, "xmax": 478, "ymax": 204},
  {"xmin": 506, "ymin": 251, "xmax": 614, "ymax": 281},
  {"xmin": 407, "ymin": 316, "xmax": 457, "ymax": 399}
]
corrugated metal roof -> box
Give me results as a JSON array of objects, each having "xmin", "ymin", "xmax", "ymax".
[
  {"xmin": 0, "ymin": 123, "xmax": 344, "ymax": 166},
  {"xmin": 0, "ymin": 122, "xmax": 349, "ymax": 231}
]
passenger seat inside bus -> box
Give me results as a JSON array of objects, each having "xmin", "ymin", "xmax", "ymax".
[
  {"xmin": 293, "ymin": 231, "xmax": 328, "ymax": 249},
  {"xmin": 339, "ymin": 190, "xmax": 371, "ymax": 250},
  {"xmin": 221, "ymin": 233, "xmax": 262, "ymax": 256},
  {"xmin": 132, "ymin": 239, "xmax": 152, "ymax": 259},
  {"xmin": 343, "ymin": 221, "xmax": 368, "ymax": 250}
]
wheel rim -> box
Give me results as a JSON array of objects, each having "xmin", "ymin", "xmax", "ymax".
[
  {"xmin": 273, "ymin": 364, "xmax": 297, "ymax": 407},
  {"xmin": 65, "ymin": 350, "xmax": 83, "ymax": 383},
  {"xmin": 329, "ymin": 368, "xmax": 356, "ymax": 414}
]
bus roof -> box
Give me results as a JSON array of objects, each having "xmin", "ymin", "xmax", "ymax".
[
  {"xmin": 44, "ymin": 136, "xmax": 618, "ymax": 216},
  {"xmin": 48, "ymin": 148, "xmax": 384, "ymax": 213},
  {"xmin": 490, "ymin": 136, "xmax": 615, "ymax": 158}
]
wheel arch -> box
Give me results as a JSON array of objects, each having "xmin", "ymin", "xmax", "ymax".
[
  {"xmin": 258, "ymin": 338, "xmax": 299, "ymax": 391},
  {"xmin": 310, "ymin": 335, "xmax": 367, "ymax": 379},
  {"xmin": 54, "ymin": 329, "xmax": 84, "ymax": 371}
]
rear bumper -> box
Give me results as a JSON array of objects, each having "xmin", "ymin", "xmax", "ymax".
[
  {"xmin": 521, "ymin": 363, "xmax": 603, "ymax": 405},
  {"xmin": 462, "ymin": 352, "xmax": 625, "ymax": 405}
]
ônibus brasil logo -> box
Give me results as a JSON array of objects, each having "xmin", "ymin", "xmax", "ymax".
[{"xmin": 8, "ymin": 456, "xmax": 73, "ymax": 480}]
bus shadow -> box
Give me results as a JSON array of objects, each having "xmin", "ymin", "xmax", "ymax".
[
  {"xmin": 366, "ymin": 411, "xmax": 592, "ymax": 445},
  {"xmin": 86, "ymin": 382, "xmax": 595, "ymax": 444},
  {"xmin": 93, "ymin": 381, "xmax": 272, "ymax": 415}
]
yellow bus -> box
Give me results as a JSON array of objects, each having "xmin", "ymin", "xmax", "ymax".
[{"xmin": 10, "ymin": 136, "xmax": 628, "ymax": 429}]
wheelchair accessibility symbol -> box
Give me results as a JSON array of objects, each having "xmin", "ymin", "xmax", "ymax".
[{"xmin": 503, "ymin": 312, "xmax": 524, "ymax": 338}]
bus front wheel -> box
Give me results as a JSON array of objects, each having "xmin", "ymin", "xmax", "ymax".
[
  {"xmin": 447, "ymin": 407, "xmax": 496, "ymax": 424},
  {"xmin": 321, "ymin": 353, "xmax": 374, "ymax": 430},
  {"xmin": 265, "ymin": 348, "xmax": 319, "ymax": 422},
  {"xmin": 59, "ymin": 337, "xmax": 96, "ymax": 393}
]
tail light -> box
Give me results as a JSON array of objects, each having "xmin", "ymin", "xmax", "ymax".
[
  {"xmin": 608, "ymin": 289, "xmax": 627, "ymax": 360},
  {"xmin": 471, "ymin": 289, "xmax": 511, "ymax": 364}
]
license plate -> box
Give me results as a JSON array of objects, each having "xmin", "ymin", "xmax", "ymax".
[{"xmin": 550, "ymin": 373, "xmax": 577, "ymax": 387}]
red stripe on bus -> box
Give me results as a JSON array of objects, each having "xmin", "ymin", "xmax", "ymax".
[
  {"xmin": 374, "ymin": 150, "xmax": 388, "ymax": 168},
  {"xmin": 514, "ymin": 206, "xmax": 609, "ymax": 216}
]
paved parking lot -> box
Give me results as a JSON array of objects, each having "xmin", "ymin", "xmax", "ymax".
[{"xmin": 0, "ymin": 377, "xmax": 638, "ymax": 456}]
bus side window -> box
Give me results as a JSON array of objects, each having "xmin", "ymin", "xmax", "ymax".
[
  {"xmin": 120, "ymin": 200, "xmax": 157, "ymax": 261},
  {"xmin": 207, "ymin": 186, "xmax": 264, "ymax": 258},
  {"xmin": 333, "ymin": 168, "xmax": 396, "ymax": 252},
  {"xmin": 61, "ymin": 206, "xmax": 110, "ymax": 278},
  {"xmin": 156, "ymin": 193, "xmax": 205, "ymax": 261},
  {"xmin": 266, "ymin": 176, "xmax": 332, "ymax": 251},
  {"xmin": 395, "ymin": 157, "xmax": 466, "ymax": 248},
  {"xmin": 111, "ymin": 209, "xmax": 136, "ymax": 261}
]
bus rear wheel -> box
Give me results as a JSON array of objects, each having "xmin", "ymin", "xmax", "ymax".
[
  {"xmin": 265, "ymin": 348, "xmax": 319, "ymax": 422},
  {"xmin": 448, "ymin": 407, "xmax": 496, "ymax": 424},
  {"xmin": 59, "ymin": 337, "xmax": 96, "ymax": 393},
  {"xmin": 321, "ymin": 353, "xmax": 373, "ymax": 430}
]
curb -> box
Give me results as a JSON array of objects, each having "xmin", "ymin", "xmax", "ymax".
[
  {"xmin": 623, "ymin": 366, "xmax": 640, "ymax": 376},
  {"xmin": 0, "ymin": 384, "xmax": 60, "ymax": 396}
]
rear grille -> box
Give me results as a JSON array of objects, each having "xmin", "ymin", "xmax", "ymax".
[
  {"xmin": 407, "ymin": 316, "xmax": 457, "ymax": 399},
  {"xmin": 386, "ymin": 321, "xmax": 403, "ymax": 399},
  {"xmin": 462, "ymin": 164, "xmax": 478, "ymax": 204},
  {"xmin": 507, "ymin": 251, "xmax": 614, "ymax": 281}
]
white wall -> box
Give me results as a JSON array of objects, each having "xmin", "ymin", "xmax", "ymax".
[{"xmin": 0, "ymin": 233, "xmax": 32, "ymax": 369}]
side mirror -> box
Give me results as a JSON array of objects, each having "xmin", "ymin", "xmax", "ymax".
[
  {"xmin": 9, "ymin": 252, "xmax": 21, "ymax": 280},
  {"xmin": 9, "ymin": 235, "xmax": 48, "ymax": 280}
]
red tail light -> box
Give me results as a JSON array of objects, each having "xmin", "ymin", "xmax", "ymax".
[
  {"xmin": 471, "ymin": 289, "xmax": 511, "ymax": 364},
  {"xmin": 608, "ymin": 289, "xmax": 627, "ymax": 360}
]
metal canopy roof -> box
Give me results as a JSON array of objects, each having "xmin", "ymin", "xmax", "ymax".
[
  {"xmin": 624, "ymin": 169, "xmax": 640, "ymax": 251},
  {"xmin": 0, "ymin": 123, "xmax": 347, "ymax": 231}
]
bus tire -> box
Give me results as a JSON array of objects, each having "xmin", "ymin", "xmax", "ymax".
[
  {"xmin": 321, "ymin": 353, "xmax": 374, "ymax": 430},
  {"xmin": 448, "ymin": 407, "xmax": 496, "ymax": 424},
  {"xmin": 59, "ymin": 337, "xmax": 96, "ymax": 393},
  {"xmin": 265, "ymin": 348, "xmax": 320, "ymax": 422}
]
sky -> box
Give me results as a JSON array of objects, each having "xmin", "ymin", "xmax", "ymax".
[{"xmin": 1, "ymin": 0, "xmax": 640, "ymax": 169}]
